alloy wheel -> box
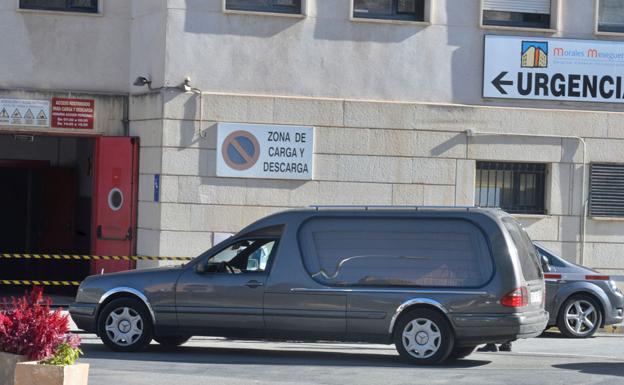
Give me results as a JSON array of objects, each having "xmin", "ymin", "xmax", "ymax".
[{"xmin": 564, "ymin": 299, "xmax": 598, "ymax": 337}]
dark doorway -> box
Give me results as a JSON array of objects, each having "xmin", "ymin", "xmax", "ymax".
[{"xmin": 0, "ymin": 134, "xmax": 95, "ymax": 300}]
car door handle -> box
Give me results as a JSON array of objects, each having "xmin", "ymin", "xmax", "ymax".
[{"xmin": 245, "ymin": 280, "xmax": 264, "ymax": 288}]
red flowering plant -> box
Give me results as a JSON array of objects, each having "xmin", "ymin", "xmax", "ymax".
[{"xmin": 0, "ymin": 287, "xmax": 82, "ymax": 363}]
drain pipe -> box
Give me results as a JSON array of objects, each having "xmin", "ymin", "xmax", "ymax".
[{"xmin": 466, "ymin": 130, "xmax": 587, "ymax": 264}]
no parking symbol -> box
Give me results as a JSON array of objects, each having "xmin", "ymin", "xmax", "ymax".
[{"xmin": 222, "ymin": 130, "xmax": 260, "ymax": 171}]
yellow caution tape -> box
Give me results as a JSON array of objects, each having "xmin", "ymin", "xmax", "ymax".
[
  {"xmin": 0, "ymin": 253, "xmax": 192, "ymax": 261},
  {"xmin": 0, "ymin": 280, "xmax": 81, "ymax": 286}
]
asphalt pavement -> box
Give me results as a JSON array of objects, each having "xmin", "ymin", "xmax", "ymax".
[{"xmin": 79, "ymin": 331, "xmax": 624, "ymax": 385}]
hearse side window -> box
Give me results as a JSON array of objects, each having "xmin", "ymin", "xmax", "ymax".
[
  {"xmin": 207, "ymin": 239, "xmax": 277, "ymax": 274},
  {"xmin": 298, "ymin": 218, "xmax": 493, "ymax": 288}
]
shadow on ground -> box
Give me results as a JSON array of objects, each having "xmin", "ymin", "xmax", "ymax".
[
  {"xmin": 81, "ymin": 342, "xmax": 491, "ymax": 369},
  {"xmin": 552, "ymin": 363, "xmax": 624, "ymax": 377}
]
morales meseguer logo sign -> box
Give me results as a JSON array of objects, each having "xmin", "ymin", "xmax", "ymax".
[{"xmin": 521, "ymin": 41, "xmax": 548, "ymax": 68}]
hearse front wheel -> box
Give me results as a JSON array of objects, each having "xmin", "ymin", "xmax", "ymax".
[
  {"xmin": 393, "ymin": 308, "xmax": 454, "ymax": 365},
  {"xmin": 98, "ymin": 297, "xmax": 153, "ymax": 352}
]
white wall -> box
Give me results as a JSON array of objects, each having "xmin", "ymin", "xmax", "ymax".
[
  {"xmin": 160, "ymin": 0, "xmax": 623, "ymax": 112},
  {"xmin": 0, "ymin": 0, "xmax": 131, "ymax": 92},
  {"xmin": 130, "ymin": 0, "xmax": 168, "ymax": 91}
]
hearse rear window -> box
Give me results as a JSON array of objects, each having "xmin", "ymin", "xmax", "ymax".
[
  {"xmin": 298, "ymin": 218, "xmax": 493, "ymax": 288},
  {"xmin": 502, "ymin": 218, "xmax": 542, "ymax": 281}
]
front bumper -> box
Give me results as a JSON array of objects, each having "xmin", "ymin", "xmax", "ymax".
[
  {"xmin": 68, "ymin": 302, "xmax": 98, "ymax": 333},
  {"xmin": 451, "ymin": 309, "xmax": 549, "ymax": 346}
]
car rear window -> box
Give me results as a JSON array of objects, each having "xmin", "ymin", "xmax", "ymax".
[
  {"xmin": 502, "ymin": 218, "xmax": 542, "ymax": 281},
  {"xmin": 298, "ymin": 217, "xmax": 494, "ymax": 288}
]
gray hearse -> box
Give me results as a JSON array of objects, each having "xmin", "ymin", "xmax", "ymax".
[{"xmin": 70, "ymin": 206, "xmax": 548, "ymax": 364}]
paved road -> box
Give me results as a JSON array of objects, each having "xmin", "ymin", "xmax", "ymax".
[{"xmin": 81, "ymin": 331, "xmax": 624, "ymax": 385}]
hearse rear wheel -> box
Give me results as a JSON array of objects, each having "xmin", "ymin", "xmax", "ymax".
[
  {"xmin": 393, "ymin": 308, "xmax": 454, "ymax": 365},
  {"xmin": 448, "ymin": 346, "xmax": 476, "ymax": 360}
]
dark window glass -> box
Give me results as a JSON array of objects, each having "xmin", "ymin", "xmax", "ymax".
[
  {"xmin": 589, "ymin": 163, "xmax": 624, "ymax": 217},
  {"xmin": 599, "ymin": 0, "xmax": 624, "ymax": 33},
  {"xmin": 483, "ymin": 10, "xmax": 550, "ymax": 29},
  {"xmin": 502, "ymin": 218, "xmax": 542, "ymax": 281},
  {"xmin": 536, "ymin": 246, "xmax": 567, "ymax": 268},
  {"xmin": 299, "ymin": 218, "xmax": 494, "ymax": 288},
  {"xmin": 207, "ymin": 238, "xmax": 278, "ymax": 273},
  {"xmin": 20, "ymin": 0, "xmax": 98, "ymax": 13},
  {"xmin": 226, "ymin": 0, "xmax": 301, "ymax": 14},
  {"xmin": 475, "ymin": 162, "xmax": 546, "ymax": 215},
  {"xmin": 353, "ymin": 0, "xmax": 425, "ymax": 21}
]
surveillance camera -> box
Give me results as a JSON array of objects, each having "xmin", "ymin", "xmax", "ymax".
[
  {"xmin": 182, "ymin": 77, "xmax": 192, "ymax": 92},
  {"xmin": 133, "ymin": 75, "xmax": 151, "ymax": 87}
]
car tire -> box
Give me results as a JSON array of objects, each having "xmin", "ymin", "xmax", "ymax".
[
  {"xmin": 154, "ymin": 335, "xmax": 191, "ymax": 348},
  {"xmin": 556, "ymin": 294, "xmax": 602, "ymax": 338},
  {"xmin": 98, "ymin": 297, "xmax": 154, "ymax": 352},
  {"xmin": 393, "ymin": 308, "xmax": 454, "ymax": 365},
  {"xmin": 448, "ymin": 346, "xmax": 476, "ymax": 360}
]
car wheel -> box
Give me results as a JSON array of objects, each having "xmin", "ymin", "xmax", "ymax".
[
  {"xmin": 557, "ymin": 294, "xmax": 602, "ymax": 338},
  {"xmin": 448, "ymin": 346, "xmax": 476, "ymax": 360},
  {"xmin": 154, "ymin": 336, "xmax": 191, "ymax": 348},
  {"xmin": 393, "ymin": 308, "xmax": 454, "ymax": 365},
  {"xmin": 98, "ymin": 297, "xmax": 153, "ymax": 352}
]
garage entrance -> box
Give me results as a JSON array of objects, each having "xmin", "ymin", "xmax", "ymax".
[{"xmin": 0, "ymin": 133, "xmax": 139, "ymax": 299}]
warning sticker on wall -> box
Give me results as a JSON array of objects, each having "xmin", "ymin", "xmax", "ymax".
[
  {"xmin": 217, "ymin": 122, "xmax": 314, "ymax": 180},
  {"xmin": 0, "ymin": 99, "xmax": 49, "ymax": 127}
]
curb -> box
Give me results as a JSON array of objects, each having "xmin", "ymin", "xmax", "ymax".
[{"xmin": 600, "ymin": 325, "xmax": 624, "ymax": 334}]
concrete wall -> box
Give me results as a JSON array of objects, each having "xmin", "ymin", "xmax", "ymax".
[
  {"xmin": 129, "ymin": 90, "xmax": 624, "ymax": 274},
  {"xmin": 161, "ymin": 0, "xmax": 624, "ymax": 112},
  {"xmin": 0, "ymin": 0, "xmax": 131, "ymax": 93}
]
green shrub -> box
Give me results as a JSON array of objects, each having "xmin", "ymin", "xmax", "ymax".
[{"xmin": 40, "ymin": 336, "xmax": 83, "ymax": 366}]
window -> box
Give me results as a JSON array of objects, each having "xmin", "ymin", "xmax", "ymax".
[
  {"xmin": 535, "ymin": 245, "xmax": 566, "ymax": 268},
  {"xmin": 207, "ymin": 239, "xmax": 277, "ymax": 274},
  {"xmin": 225, "ymin": 0, "xmax": 302, "ymax": 14},
  {"xmin": 299, "ymin": 218, "xmax": 494, "ymax": 288},
  {"xmin": 19, "ymin": 0, "xmax": 98, "ymax": 13},
  {"xmin": 598, "ymin": 0, "xmax": 624, "ymax": 33},
  {"xmin": 589, "ymin": 163, "xmax": 624, "ymax": 217},
  {"xmin": 502, "ymin": 218, "xmax": 542, "ymax": 281},
  {"xmin": 353, "ymin": 0, "xmax": 425, "ymax": 21},
  {"xmin": 475, "ymin": 162, "xmax": 546, "ymax": 215},
  {"xmin": 482, "ymin": 0, "xmax": 551, "ymax": 29}
]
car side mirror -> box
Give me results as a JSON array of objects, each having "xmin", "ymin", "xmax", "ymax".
[
  {"xmin": 541, "ymin": 255, "xmax": 551, "ymax": 273},
  {"xmin": 195, "ymin": 262, "xmax": 207, "ymax": 274}
]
